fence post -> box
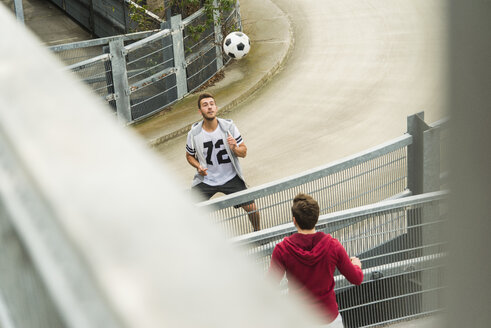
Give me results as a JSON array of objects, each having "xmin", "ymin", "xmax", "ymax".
[
  {"xmin": 88, "ymin": 0, "xmax": 95, "ymax": 34},
  {"xmin": 406, "ymin": 112, "xmax": 430, "ymax": 271},
  {"xmin": 406, "ymin": 112, "xmax": 430, "ymax": 195},
  {"xmin": 235, "ymin": 0, "xmax": 243, "ymax": 31},
  {"xmin": 109, "ymin": 38, "xmax": 132, "ymax": 123},
  {"xmin": 163, "ymin": 0, "xmax": 172, "ymax": 22},
  {"xmin": 171, "ymin": 15, "xmax": 188, "ymax": 100},
  {"xmin": 423, "ymin": 127, "xmax": 441, "ymax": 193},
  {"xmin": 422, "ymin": 126, "xmax": 442, "ymax": 311},
  {"xmin": 13, "ymin": 0, "xmax": 24, "ymax": 23},
  {"xmin": 407, "ymin": 113, "xmax": 442, "ymax": 313},
  {"xmin": 213, "ymin": 0, "xmax": 224, "ymax": 71}
]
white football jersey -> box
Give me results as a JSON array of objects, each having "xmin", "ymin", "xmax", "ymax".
[{"xmin": 186, "ymin": 125, "xmax": 243, "ymax": 186}]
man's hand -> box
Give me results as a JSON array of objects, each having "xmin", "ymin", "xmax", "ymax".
[
  {"xmin": 186, "ymin": 152, "xmax": 208, "ymax": 176},
  {"xmin": 227, "ymin": 132, "xmax": 237, "ymax": 150},
  {"xmin": 197, "ymin": 165, "xmax": 208, "ymax": 176},
  {"xmin": 227, "ymin": 132, "xmax": 247, "ymax": 157},
  {"xmin": 350, "ymin": 257, "xmax": 362, "ymax": 269}
]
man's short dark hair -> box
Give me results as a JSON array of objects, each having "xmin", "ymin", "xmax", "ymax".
[
  {"xmin": 291, "ymin": 193, "xmax": 320, "ymax": 230},
  {"xmin": 198, "ymin": 93, "xmax": 215, "ymax": 109}
]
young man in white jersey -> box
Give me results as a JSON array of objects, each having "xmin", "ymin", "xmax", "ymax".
[{"xmin": 185, "ymin": 93, "xmax": 260, "ymax": 231}]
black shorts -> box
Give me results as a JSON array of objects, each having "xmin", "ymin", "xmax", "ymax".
[{"xmin": 193, "ymin": 175, "xmax": 254, "ymax": 208}]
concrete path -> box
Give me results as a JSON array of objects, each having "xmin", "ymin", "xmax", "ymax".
[
  {"xmin": 1, "ymin": 0, "xmax": 448, "ymax": 189},
  {"xmin": 1, "ymin": 0, "xmax": 91, "ymax": 45},
  {"xmin": 2, "ymin": 0, "xmax": 447, "ymax": 190},
  {"xmin": 141, "ymin": 0, "xmax": 448, "ymax": 189},
  {"xmin": 387, "ymin": 315, "xmax": 443, "ymax": 327},
  {"xmin": 133, "ymin": 0, "xmax": 292, "ymax": 146}
]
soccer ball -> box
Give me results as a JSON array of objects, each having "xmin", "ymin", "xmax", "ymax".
[{"xmin": 223, "ymin": 32, "xmax": 250, "ymax": 60}]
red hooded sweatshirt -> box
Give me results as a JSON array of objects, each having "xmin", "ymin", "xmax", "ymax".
[{"xmin": 269, "ymin": 231, "xmax": 363, "ymax": 323}]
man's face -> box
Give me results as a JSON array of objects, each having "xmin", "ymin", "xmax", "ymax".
[{"xmin": 199, "ymin": 97, "xmax": 217, "ymax": 121}]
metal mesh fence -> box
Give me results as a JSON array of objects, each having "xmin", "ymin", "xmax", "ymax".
[
  {"xmin": 183, "ymin": 10, "xmax": 218, "ymax": 92},
  {"xmin": 50, "ymin": 31, "xmax": 159, "ymax": 115},
  {"xmin": 68, "ymin": 54, "xmax": 115, "ymax": 104},
  {"xmin": 183, "ymin": 10, "xmax": 214, "ymax": 57},
  {"xmin": 201, "ymin": 135, "xmax": 412, "ymax": 237},
  {"xmin": 223, "ymin": 2, "xmax": 242, "ymax": 33},
  {"xmin": 126, "ymin": 32, "xmax": 177, "ymax": 120},
  {"xmin": 182, "ymin": 3, "xmax": 240, "ymax": 92},
  {"xmin": 53, "ymin": 45, "xmax": 105, "ymax": 66},
  {"xmin": 48, "ymin": 3, "xmax": 241, "ymax": 123},
  {"xmin": 50, "ymin": 31, "xmax": 156, "ymax": 65},
  {"xmin": 218, "ymin": 4, "xmax": 241, "ymax": 65},
  {"xmin": 186, "ymin": 45, "xmax": 218, "ymax": 92},
  {"xmin": 232, "ymin": 192, "xmax": 447, "ymax": 328}
]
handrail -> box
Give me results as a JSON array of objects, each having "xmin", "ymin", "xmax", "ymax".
[
  {"xmin": 124, "ymin": 0, "xmax": 163, "ymax": 23},
  {"xmin": 65, "ymin": 53, "xmax": 110, "ymax": 71},
  {"xmin": 198, "ymin": 134, "xmax": 413, "ymax": 210},
  {"xmin": 429, "ymin": 117, "xmax": 450, "ymax": 129},
  {"xmin": 49, "ymin": 30, "xmax": 160, "ymax": 52},
  {"xmin": 231, "ymin": 190, "xmax": 449, "ymax": 245},
  {"xmin": 124, "ymin": 29, "xmax": 172, "ymax": 54},
  {"xmin": 182, "ymin": 8, "xmax": 206, "ymax": 26}
]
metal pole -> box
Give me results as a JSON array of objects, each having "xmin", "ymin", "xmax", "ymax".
[
  {"xmin": 213, "ymin": 0, "xmax": 224, "ymax": 71},
  {"xmin": 406, "ymin": 112, "xmax": 430, "ymax": 265},
  {"xmin": 171, "ymin": 14, "xmax": 188, "ymax": 99},
  {"xmin": 88, "ymin": 0, "xmax": 95, "ymax": 35},
  {"xmin": 406, "ymin": 112, "xmax": 430, "ymax": 195},
  {"xmin": 163, "ymin": 0, "xmax": 172, "ymax": 22},
  {"xmin": 423, "ymin": 127, "xmax": 441, "ymax": 193},
  {"xmin": 235, "ymin": 0, "xmax": 243, "ymax": 31},
  {"xmin": 13, "ymin": 0, "xmax": 24, "ymax": 23},
  {"xmin": 109, "ymin": 38, "xmax": 132, "ymax": 123}
]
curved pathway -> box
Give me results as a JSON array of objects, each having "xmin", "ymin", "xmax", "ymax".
[{"xmin": 156, "ymin": 0, "xmax": 448, "ymax": 188}]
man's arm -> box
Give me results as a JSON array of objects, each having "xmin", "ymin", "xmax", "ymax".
[
  {"xmin": 335, "ymin": 241, "xmax": 363, "ymax": 285},
  {"xmin": 232, "ymin": 142, "xmax": 247, "ymax": 158},
  {"xmin": 227, "ymin": 132, "xmax": 247, "ymax": 158},
  {"xmin": 268, "ymin": 246, "xmax": 286, "ymax": 282},
  {"xmin": 186, "ymin": 152, "xmax": 208, "ymax": 176}
]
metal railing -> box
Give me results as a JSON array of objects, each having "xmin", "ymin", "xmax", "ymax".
[
  {"xmin": 199, "ymin": 135, "xmax": 412, "ymax": 237},
  {"xmin": 50, "ymin": 0, "xmax": 240, "ymax": 123},
  {"xmin": 0, "ymin": 106, "xmax": 448, "ymax": 327},
  {"xmin": 199, "ymin": 113, "xmax": 449, "ymax": 237},
  {"xmin": 233, "ymin": 191, "xmax": 448, "ymax": 328},
  {"xmin": 51, "ymin": 30, "xmax": 159, "ymax": 66}
]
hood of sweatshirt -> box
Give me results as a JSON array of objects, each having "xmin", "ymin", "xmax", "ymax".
[{"xmin": 283, "ymin": 231, "xmax": 332, "ymax": 266}]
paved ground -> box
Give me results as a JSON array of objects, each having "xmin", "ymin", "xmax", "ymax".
[
  {"xmin": 132, "ymin": 0, "xmax": 292, "ymax": 147},
  {"xmin": 135, "ymin": 0, "xmax": 448, "ymax": 190},
  {"xmin": 2, "ymin": 0, "xmax": 448, "ymax": 191},
  {"xmin": 1, "ymin": 0, "xmax": 91, "ymax": 45},
  {"xmin": 387, "ymin": 315, "xmax": 443, "ymax": 328}
]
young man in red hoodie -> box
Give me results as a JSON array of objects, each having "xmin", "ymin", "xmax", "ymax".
[{"xmin": 269, "ymin": 193, "xmax": 363, "ymax": 327}]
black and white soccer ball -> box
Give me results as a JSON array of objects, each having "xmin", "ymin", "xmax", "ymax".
[{"xmin": 223, "ymin": 32, "xmax": 251, "ymax": 60}]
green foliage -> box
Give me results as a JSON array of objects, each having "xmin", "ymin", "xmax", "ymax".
[
  {"xmin": 128, "ymin": 0, "xmax": 164, "ymax": 32},
  {"xmin": 128, "ymin": 0, "xmax": 240, "ymax": 55},
  {"xmin": 178, "ymin": 0, "xmax": 238, "ymax": 49},
  {"xmin": 129, "ymin": 1, "xmax": 238, "ymax": 40}
]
